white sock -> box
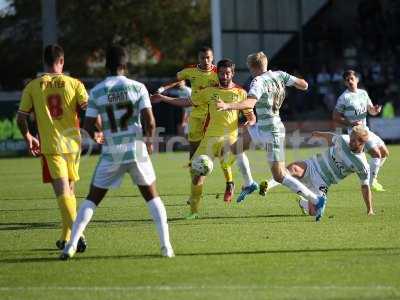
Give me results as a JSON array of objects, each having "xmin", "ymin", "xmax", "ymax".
[
  {"xmin": 267, "ymin": 179, "xmax": 281, "ymax": 191},
  {"xmin": 299, "ymin": 198, "xmax": 309, "ymax": 212},
  {"xmin": 147, "ymin": 197, "xmax": 172, "ymax": 249},
  {"xmin": 70, "ymin": 200, "xmax": 96, "ymax": 249},
  {"xmin": 282, "ymin": 174, "xmax": 319, "ymax": 204},
  {"xmin": 380, "ymin": 156, "xmax": 387, "ymax": 167},
  {"xmin": 235, "ymin": 152, "xmax": 254, "ymax": 187},
  {"xmin": 369, "ymin": 157, "xmax": 381, "ymax": 185}
]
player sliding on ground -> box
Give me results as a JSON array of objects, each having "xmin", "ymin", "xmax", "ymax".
[
  {"xmin": 17, "ymin": 44, "xmax": 88, "ymax": 251},
  {"xmin": 155, "ymin": 47, "xmax": 237, "ymax": 202},
  {"xmin": 261, "ymin": 126, "xmax": 374, "ymax": 216},
  {"xmin": 333, "ymin": 70, "xmax": 389, "ymax": 192},
  {"xmin": 151, "ymin": 59, "xmax": 257, "ymax": 218},
  {"xmin": 60, "ymin": 46, "xmax": 174, "ymax": 260},
  {"xmin": 217, "ymin": 51, "xmax": 327, "ymax": 221}
]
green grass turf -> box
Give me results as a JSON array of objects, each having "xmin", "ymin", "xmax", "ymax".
[{"xmin": 0, "ymin": 146, "xmax": 400, "ymax": 300}]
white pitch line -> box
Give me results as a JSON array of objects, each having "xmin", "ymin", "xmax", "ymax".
[{"xmin": 0, "ymin": 285, "xmax": 398, "ymax": 293}]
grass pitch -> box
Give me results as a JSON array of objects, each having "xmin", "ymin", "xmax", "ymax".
[{"xmin": 1, "ymin": 146, "xmax": 400, "ymax": 300}]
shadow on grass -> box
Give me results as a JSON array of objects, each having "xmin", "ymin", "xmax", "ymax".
[
  {"xmin": 0, "ymin": 192, "xmax": 238, "ymax": 202},
  {"xmin": 0, "ymin": 213, "xmax": 304, "ymax": 231},
  {"xmin": 1, "ymin": 246, "xmax": 399, "ymax": 264}
]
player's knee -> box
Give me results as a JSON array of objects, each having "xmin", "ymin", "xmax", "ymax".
[
  {"xmin": 272, "ymin": 171, "xmax": 284, "ymax": 183},
  {"xmin": 192, "ymin": 175, "xmax": 205, "ymax": 185}
]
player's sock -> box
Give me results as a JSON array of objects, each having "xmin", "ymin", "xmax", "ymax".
[
  {"xmin": 282, "ymin": 175, "xmax": 319, "ymax": 204},
  {"xmin": 369, "ymin": 157, "xmax": 381, "ymax": 185},
  {"xmin": 380, "ymin": 156, "xmax": 387, "ymax": 167},
  {"xmin": 147, "ymin": 197, "xmax": 172, "ymax": 249},
  {"xmin": 267, "ymin": 179, "xmax": 281, "ymax": 190},
  {"xmin": 220, "ymin": 154, "xmax": 235, "ymax": 183},
  {"xmin": 299, "ymin": 198, "xmax": 309, "ymax": 212},
  {"xmin": 190, "ymin": 183, "xmax": 203, "ymax": 213},
  {"xmin": 56, "ymin": 194, "xmax": 77, "ymax": 241},
  {"xmin": 235, "ymin": 152, "xmax": 254, "ymax": 186},
  {"xmin": 69, "ymin": 199, "xmax": 96, "ymax": 249}
]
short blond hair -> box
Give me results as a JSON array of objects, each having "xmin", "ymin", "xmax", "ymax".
[
  {"xmin": 352, "ymin": 125, "xmax": 369, "ymax": 140},
  {"xmin": 247, "ymin": 52, "xmax": 268, "ymax": 70}
]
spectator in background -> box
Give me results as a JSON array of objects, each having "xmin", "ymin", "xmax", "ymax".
[
  {"xmin": 370, "ymin": 59, "xmax": 384, "ymax": 84},
  {"xmin": 316, "ymin": 65, "xmax": 331, "ymax": 109}
]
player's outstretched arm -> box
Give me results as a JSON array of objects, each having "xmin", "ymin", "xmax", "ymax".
[
  {"xmin": 361, "ymin": 184, "xmax": 374, "ymax": 215},
  {"xmin": 217, "ymin": 96, "xmax": 257, "ymax": 111},
  {"xmin": 293, "ymin": 78, "xmax": 308, "ymax": 91},
  {"xmin": 150, "ymin": 94, "xmax": 193, "ymax": 107},
  {"xmin": 156, "ymin": 80, "xmax": 181, "ymax": 94},
  {"xmin": 141, "ymin": 107, "xmax": 156, "ymax": 155},
  {"xmin": 16, "ymin": 112, "xmax": 40, "ymax": 156}
]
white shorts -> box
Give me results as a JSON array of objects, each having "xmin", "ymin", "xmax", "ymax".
[
  {"xmin": 247, "ymin": 123, "xmax": 286, "ymax": 162},
  {"xmin": 301, "ymin": 159, "xmax": 329, "ymax": 197},
  {"xmin": 365, "ymin": 130, "xmax": 385, "ymax": 151},
  {"xmin": 91, "ymin": 157, "xmax": 156, "ymax": 189}
]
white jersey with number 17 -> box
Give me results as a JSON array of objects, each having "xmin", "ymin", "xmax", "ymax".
[{"xmin": 86, "ymin": 75, "xmax": 152, "ymax": 163}]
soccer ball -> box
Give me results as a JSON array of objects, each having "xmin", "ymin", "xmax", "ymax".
[{"xmin": 191, "ymin": 155, "xmax": 214, "ymax": 176}]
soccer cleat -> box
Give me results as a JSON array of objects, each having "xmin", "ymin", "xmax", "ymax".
[
  {"xmin": 371, "ymin": 179, "xmax": 385, "ymax": 192},
  {"xmin": 76, "ymin": 236, "xmax": 87, "ymax": 253},
  {"xmin": 161, "ymin": 246, "xmax": 175, "ymax": 258},
  {"xmin": 59, "ymin": 243, "xmax": 76, "ymax": 261},
  {"xmin": 56, "ymin": 240, "xmax": 66, "ymax": 250},
  {"xmin": 224, "ymin": 182, "xmax": 235, "ymax": 203},
  {"xmin": 259, "ymin": 180, "xmax": 269, "ymax": 196},
  {"xmin": 237, "ymin": 182, "xmax": 259, "ymax": 203},
  {"xmin": 315, "ymin": 195, "xmax": 327, "ymax": 222},
  {"xmin": 186, "ymin": 198, "xmax": 191, "ymax": 205},
  {"xmin": 185, "ymin": 212, "xmax": 200, "ymax": 220},
  {"xmin": 297, "ymin": 198, "xmax": 308, "ymax": 215}
]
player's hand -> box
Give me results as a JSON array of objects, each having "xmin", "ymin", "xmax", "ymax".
[
  {"xmin": 240, "ymin": 113, "xmax": 256, "ymax": 127},
  {"xmin": 216, "ymin": 99, "xmax": 229, "ymax": 111},
  {"xmin": 156, "ymin": 87, "xmax": 166, "ymax": 94},
  {"xmin": 25, "ymin": 134, "xmax": 41, "ymax": 156},
  {"xmin": 146, "ymin": 142, "xmax": 154, "ymax": 155},
  {"xmin": 150, "ymin": 94, "xmax": 165, "ymax": 104},
  {"xmin": 94, "ymin": 131, "xmax": 105, "ymax": 144},
  {"xmin": 245, "ymin": 113, "xmax": 257, "ymax": 126},
  {"xmin": 373, "ymin": 105, "xmax": 382, "ymax": 114}
]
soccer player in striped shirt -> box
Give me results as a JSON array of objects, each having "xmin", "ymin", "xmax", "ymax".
[
  {"xmin": 333, "ymin": 70, "xmax": 389, "ymax": 192},
  {"xmin": 156, "ymin": 47, "xmax": 237, "ymax": 202},
  {"xmin": 284, "ymin": 126, "xmax": 373, "ymax": 216},
  {"xmin": 16, "ymin": 44, "xmax": 88, "ymax": 251},
  {"xmin": 217, "ymin": 52, "xmax": 327, "ymax": 221},
  {"xmin": 60, "ymin": 46, "xmax": 174, "ymax": 259}
]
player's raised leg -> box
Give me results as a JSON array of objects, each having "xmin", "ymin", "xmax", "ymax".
[
  {"xmin": 367, "ymin": 138, "xmax": 389, "ymax": 192},
  {"xmin": 232, "ymin": 129, "xmax": 259, "ymax": 203}
]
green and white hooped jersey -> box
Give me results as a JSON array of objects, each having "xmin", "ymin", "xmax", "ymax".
[
  {"xmin": 86, "ymin": 75, "xmax": 152, "ymax": 163},
  {"xmin": 311, "ymin": 135, "xmax": 370, "ymax": 186},
  {"xmin": 335, "ymin": 88, "xmax": 373, "ymax": 133},
  {"xmin": 248, "ymin": 70, "xmax": 296, "ymax": 132}
]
